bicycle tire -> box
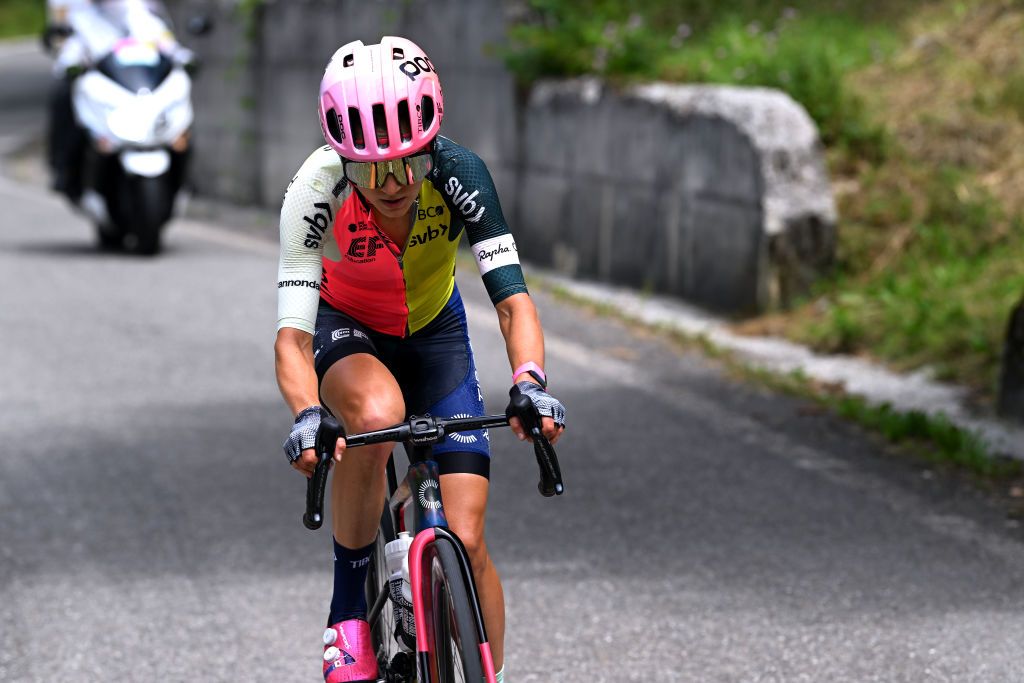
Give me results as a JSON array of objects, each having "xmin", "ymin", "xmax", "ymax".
[{"xmin": 427, "ymin": 540, "xmax": 485, "ymax": 683}]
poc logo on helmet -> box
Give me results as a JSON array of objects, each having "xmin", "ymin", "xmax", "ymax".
[{"xmin": 398, "ymin": 56, "xmax": 436, "ymax": 82}]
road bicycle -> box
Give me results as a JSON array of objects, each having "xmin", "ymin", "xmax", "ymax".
[{"xmin": 303, "ymin": 390, "xmax": 564, "ymax": 682}]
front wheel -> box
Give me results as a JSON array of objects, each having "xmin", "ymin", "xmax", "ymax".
[
  {"xmin": 428, "ymin": 540, "xmax": 485, "ymax": 683},
  {"xmin": 121, "ymin": 174, "xmax": 172, "ymax": 256}
]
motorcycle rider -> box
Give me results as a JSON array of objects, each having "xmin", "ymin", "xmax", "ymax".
[{"xmin": 44, "ymin": 0, "xmax": 194, "ymax": 198}]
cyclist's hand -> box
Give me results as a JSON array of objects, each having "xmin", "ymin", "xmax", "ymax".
[
  {"xmin": 283, "ymin": 406, "xmax": 346, "ymax": 478},
  {"xmin": 506, "ymin": 382, "xmax": 565, "ymax": 445}
]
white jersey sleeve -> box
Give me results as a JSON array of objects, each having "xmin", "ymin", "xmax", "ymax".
[{"xmin": 277, "ymin": 146, "xmax": 349, "ymax": 334}]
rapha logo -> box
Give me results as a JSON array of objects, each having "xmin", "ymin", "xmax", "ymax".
[
  {"xmin": 444, "ymin": 177, "xmax": 486, "ymax": 223},
  {"xmin": 473, "ymin": 235, "xmax": 518, "ymax": 274},
  {"xmin": 477, "ymin": 242, "xmax": 516, "ymax": 263},
  {"xmin": 418, "ymin": 480, "xmax": 442, "ymax": 510},
  {"xmin": 303, "ymin": 201, "xmax": 333, "ymax": 249}
]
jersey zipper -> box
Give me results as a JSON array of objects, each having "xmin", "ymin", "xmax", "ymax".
[
  {"xmin": 398, "ymin": 200, "xmax": 418, "ymax": 336},
  {"xmin": 368, "ymin": 199, "xmax": 419, "ymax": 337}
]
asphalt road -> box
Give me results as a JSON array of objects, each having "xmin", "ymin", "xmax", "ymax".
[{"xmin": 3, "ymin": 41, "xmax": 1024, "ymax": 683}]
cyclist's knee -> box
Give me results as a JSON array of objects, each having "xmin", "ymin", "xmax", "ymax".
[
  {"xmin": 456, "ymin": 529, "xmax": 490, "ymax": 575},
  {"xmin": 346, "ymin": 404, "xmax": 404, "ymax": 433},
  {"xmin": 321, "ymin": 360, "xmax": 404, "ymax": 429},
  {"xmin": 330, "ymin": 392, "xmax": 405, "ymax": 435}
]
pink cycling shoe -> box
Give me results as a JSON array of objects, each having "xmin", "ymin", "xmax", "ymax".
[{"xmin": 322, "ymin": 619, "xmax": 378, "ymax": 682}]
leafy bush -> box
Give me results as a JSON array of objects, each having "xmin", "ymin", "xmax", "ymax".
[
  {"xmin": 503, "ymin": 2, "xmax": 896, "ymax": 160},
  {"xmin": 0, "ymin": 0, "xmax": 45, "ymax": 39},
  {"xmin": 657, "ymin": 15, "xmax": 892, "ymax": 160}
]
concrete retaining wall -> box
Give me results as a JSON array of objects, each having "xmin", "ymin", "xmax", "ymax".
[
  {"xmin": 518, "ymin": 79, "xmax": 836, "ymax": 313},
  {"xmin": 167, "ymin": 0, "xmax": 518, "ymax": 208},
  {"xmin": 167, "ymin": 0, "xmax": 836, "ymax": 314}
]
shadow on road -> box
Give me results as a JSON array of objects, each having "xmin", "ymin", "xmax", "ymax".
[{"xmin": 5, "ymin": 238, "xmax": 192, "ymax": 258}]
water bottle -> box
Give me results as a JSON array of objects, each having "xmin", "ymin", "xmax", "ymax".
[{"xmin": 384, "ymin": 531, "xmax": 416, "ymax": 650}]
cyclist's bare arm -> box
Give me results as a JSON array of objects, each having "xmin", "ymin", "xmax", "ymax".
[
  {"xmin": 494, "ymin": 293, "xmax": 563, "ymax": 445},
  {"xmin": 275, "ymin": 328, "xmax": 318, "ymax": 415},
  {"xmin": 274, "ymin": 332, "xmax": 327, "ymax": 479}
]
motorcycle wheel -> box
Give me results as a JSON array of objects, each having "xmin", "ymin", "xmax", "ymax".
[
  {"xmin": 123, "ymin": 175, "xmax": 172, "ymax": 256},
  {"xmin": 95, "ymin": 223, "xmax": 123, "ymax": 250}
]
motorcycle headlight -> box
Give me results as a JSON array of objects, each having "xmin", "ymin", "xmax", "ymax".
[{"xmin": 106, "ymin": 103, "xmax": 153, "ymax": 144}]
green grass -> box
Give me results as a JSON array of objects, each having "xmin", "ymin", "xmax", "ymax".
[
  {"xmin": 793, "ymin": 167, "xmax": 1024, "ymax": 392},
  {"xmin": 1000, "ymin": 68, "xmax": 1024, "ymax": 123},
  {"xmin": 502, "ymin": 1, "xmax": 905, "ymax": 159},
  {"xmin": 832, "ymin": 396, "xmax": 1017, "ymax": 477},
  {"xmin": 655, "ymin": 15, "xmax": 893, "ymax": 159},
  {"xmin": 0, "ymin": 0, "xmax": 45, "ymax": 39},
  {"xmin": 726, "ymin": 364, "xmax": 1019, "ymax": 479},
  {"xmin": 541, "ymin": 276, "xmax": 1020, "ymax": 479}
]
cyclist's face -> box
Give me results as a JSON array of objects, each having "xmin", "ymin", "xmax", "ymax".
[{"xmin": 358, "ymin": 173, "xmax": 422, "ymax": 220}]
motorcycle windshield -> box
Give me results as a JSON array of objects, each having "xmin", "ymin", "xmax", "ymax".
[{"xmin": 97, "ymin": 49, "xmax": 173, "ymax": 93}]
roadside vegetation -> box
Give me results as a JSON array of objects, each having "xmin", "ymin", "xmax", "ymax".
[
  {"xmin": 503, "ymin": 0, "xmax": 1024, "ymax": 403},
  {"xmin": 0, "ymin": 0, "xmax": 45, "ymax": 40},
  {"xmin": 544, "ymin": 280, "xmax": 1024, "ymax": 504}
]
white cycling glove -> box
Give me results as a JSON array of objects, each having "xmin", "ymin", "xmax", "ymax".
[
  {"xmin": 510, "ymin": 381, "xmax": 566, "ymax": 428},
  {"xmin": 283, "ymin": 406, "xmax": 325, "ymax": 464}
]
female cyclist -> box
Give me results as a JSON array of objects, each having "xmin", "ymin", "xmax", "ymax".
[{"xmin": 274, "ymin": 36, "xmax": 566, "ymax": 683}]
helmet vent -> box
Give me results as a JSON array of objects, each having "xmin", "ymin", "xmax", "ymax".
[
  {"xmin": 397, "ymin": 99, "xmax": 412, "ymax": 142},
  {"xmin": 392, "ymin": 47, "xmax": 405, "ymax": 60},
  {"xmin": 420, "ymin": 96, "xmax": 435, "ymax": 130},
  {"xmin": 348, "ymin": 107, "xmax": 365, "ymax": 149},
  {"xmin": 342, "ymin": 53, "xmax": 354, "ymax": 67},
  {"xmin": 326, "ymin": 108, "xmax": 344, "ymax": 144},
  {"xmin": 372, "ymin": 104, "xmax": 389, "ymax": 149}
]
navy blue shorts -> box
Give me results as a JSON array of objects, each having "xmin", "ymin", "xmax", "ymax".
[{"xmin": 313, "ymin": 286, "xmax": 490, "ymax": 478}]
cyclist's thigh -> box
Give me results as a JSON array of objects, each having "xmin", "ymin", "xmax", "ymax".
[
  {"xmin": 314, "ymin": 302, "xmax": 404, "ymax": 427},
  {"xmin": 397, "ymin": 289, "xmax": 490, "ymax": 476}
]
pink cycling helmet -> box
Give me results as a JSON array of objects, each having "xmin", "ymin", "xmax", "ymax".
[{"xmin": 318, "ymin": 36, "xmax": 444, "ymax": 161}]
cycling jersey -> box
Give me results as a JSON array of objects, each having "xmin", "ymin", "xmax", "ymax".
[
  {"xmin": 277, "ymin": 136, "xmax": 527, "ymax": 336},
  {"xmin": 312, "ymin": 287, "xmax": 491, "ymax": 477}
]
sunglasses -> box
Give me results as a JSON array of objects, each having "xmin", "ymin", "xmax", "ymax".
[{"xmin": 342, "ymin": 150, "xmax": 433, "ymax": 189}]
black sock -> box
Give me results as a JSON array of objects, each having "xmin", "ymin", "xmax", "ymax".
[{"xmin": 328, "ymin": 538, "xmax": 374, "ymax": 625}]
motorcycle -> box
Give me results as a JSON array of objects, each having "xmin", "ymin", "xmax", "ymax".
[{"xmin": 70, "ymin": 37, "xmax": 193, "ymax": 254}]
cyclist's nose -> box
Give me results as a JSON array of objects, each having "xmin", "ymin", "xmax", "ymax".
[{"xmin": 380, "ymin": 173, "xmax": 403, "ymax": 194}]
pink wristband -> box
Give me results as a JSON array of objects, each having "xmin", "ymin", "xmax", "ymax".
[{"xmin": 513, "ymin": 361, "xmax": 546, "ymax": 386}]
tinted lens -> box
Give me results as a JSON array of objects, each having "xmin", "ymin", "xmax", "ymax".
[
  {"xmin": 405, "ymin": 153, "xmax": 433, "ymax": 183},
  {"xmin": 343, "ymin": 152, "xmax": 433, "ymax": 188},
  {"xmin": 342, "ymin": 160, "xmax": 376, "ymax": 187}
]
